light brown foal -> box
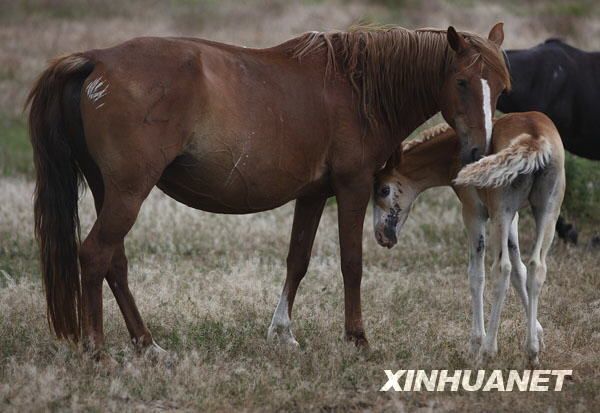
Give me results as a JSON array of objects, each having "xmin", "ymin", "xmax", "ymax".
[
  {"xmin": 374, "ymin": 112, "xmax": 565, "ymax": 365},
  {"xmin": 27, "ymin": 24, "xmax": 509, "ymax": 354}
]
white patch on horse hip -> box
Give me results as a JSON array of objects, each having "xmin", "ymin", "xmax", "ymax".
[
  {"xmin": 86, "ymin": 76, "xmax": 109, "ymax": 108},
  {"xmin": 481, "ymin": 78, "xmax": 493, "ymax": 153}
]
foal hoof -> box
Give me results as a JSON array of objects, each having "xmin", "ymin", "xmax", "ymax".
[
  {"xmin": 528, "ymin": 353, "xmax": 540, "ymax": 367},
  {"xmin": 345, "ymin": 331, "xmax": 370, "ymax": 349},
  {"xmin": 469, "ymin": 336, "xmax": 483, "ymax": 358}
]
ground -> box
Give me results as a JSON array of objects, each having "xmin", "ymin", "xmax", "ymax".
[{"xmin": 1, "ymin": 1, "xmax": 599, "ymax": 411}]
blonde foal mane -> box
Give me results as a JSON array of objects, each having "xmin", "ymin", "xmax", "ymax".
[
  {"xmin": 293, "ymin": 25, "xmax": 510, "ymax": 135},
  {"xmin": 402, "ymin": 122, "xmax": 452, "ymax": 152}
]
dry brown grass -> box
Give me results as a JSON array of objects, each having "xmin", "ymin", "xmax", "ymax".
[
  {"xmin": 1, "ymin": 1, "xmax": 600, "ymax": 411},
  {"xmin": 1, "ymin": 177, "xmax": 599, "ymax": 411}
]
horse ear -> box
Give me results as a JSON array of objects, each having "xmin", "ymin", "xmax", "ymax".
[
  {"xmin": 488, "ymin": 22, "xmax": 504, "ymax": 47},
  {"xmin": 447, "ymin": 26, "xmax": 468, "ymax": 53}
]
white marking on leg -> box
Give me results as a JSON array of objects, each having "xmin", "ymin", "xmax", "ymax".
[
  {"xmin": 86, "ymin": 76, "xmax": 109, "ymax": 109},
  {"xmin": 268, "ymin": 292, "xmax": 299, "ymax": 347},
  {"xmin": 481, "ymin": 78, "xmax": 493, "ymax": 154}
]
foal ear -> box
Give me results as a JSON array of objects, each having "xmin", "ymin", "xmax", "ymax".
[
  {"xmin": 488, "ymin": 22, "xmax": 504, "ymax": 47},
  {"xmin": 383, "ymin": 148, "xmax": 402, "ymax": 173},
  {"xmin": 447, "ymin": 26, "xmax": 468, "ymax": 53}
]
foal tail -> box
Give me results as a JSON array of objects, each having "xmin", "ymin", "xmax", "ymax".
[
  {"xmin": 454, "ymin": 133, "xmax": 552, "ymax": 188},
  {"xmin": 26, "ymin": 54, "xmax": 94, "ymax": 342}
]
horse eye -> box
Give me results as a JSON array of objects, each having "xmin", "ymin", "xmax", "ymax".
[
  {"xmin": 379, "ymin": 185, "xmax": 390, "ymax": 198},
  {"xmin": 457, "ymin": 79, "xmax": 468, "ymax": 88}
]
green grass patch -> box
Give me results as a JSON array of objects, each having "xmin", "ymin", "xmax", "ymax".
[
  {"xmin": 563, "ymin": 153, "xmax": 600, "ymax": 226},
  {"xmin": 0, "ymin": 116, "xmax": 32, "ymax": 177}
]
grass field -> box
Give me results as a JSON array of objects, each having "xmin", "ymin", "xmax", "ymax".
[{"xmin": 1, "ymin": 1, "xmax": 599, "ymax": 411}]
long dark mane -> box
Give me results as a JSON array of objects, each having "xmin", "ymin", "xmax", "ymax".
[{"xmin": 294, "ymin": 26, "xmax": 510, "ymax": 135}]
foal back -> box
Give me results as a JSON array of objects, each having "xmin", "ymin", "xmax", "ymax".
[{"xmin": 455, "ymin": 112, "xmax": 565, "ymax": 215}]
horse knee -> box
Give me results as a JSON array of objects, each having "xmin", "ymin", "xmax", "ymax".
[{"xmin": 527, "ymin": 259, "xmax": 547, "ymax": 293}]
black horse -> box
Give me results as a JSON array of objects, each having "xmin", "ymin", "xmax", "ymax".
[
  {"xmin": 498, "ymin": 39, "xmax": 600, "ymax": 243},
  {"xmin": 499, "ymin": 38, "xmax": 600, "ymax": 159}
]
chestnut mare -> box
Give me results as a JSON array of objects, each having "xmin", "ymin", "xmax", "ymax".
[{"xmin": 27, "ymin": 23, "xmax": 509, "ymax": 354}]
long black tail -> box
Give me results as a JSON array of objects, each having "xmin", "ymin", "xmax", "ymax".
[{"xmin": 26, "ymin": 54, "xmax": 94, "ymax": 342}]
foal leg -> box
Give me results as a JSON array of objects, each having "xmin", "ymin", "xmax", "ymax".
[
  {"xmin": 268, "ymin": 195, "xmax": 327, "ymax": 346},
  {"xmin": 335, "ymin": 176, "xmax": 372, "ymax": 347},
  {"xmin": 480, "ymin": 211, "xmax": 513, "ymax": 360},
  {"xmin": 462, "ymin": 211, "xmax": 486, "ymax": 357},
  {"xmin": 507, "ymin": 213, "xmax": 543, "ymax": 350},
  {"xmin": 526, "ymin": 206, "xmax": 560, "ymax": 365}
]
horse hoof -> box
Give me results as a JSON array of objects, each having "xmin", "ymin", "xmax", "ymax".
[
  {"xmin": 267, "ymin": 325, "xmax": 300, "ymax": 348},
  {"xmin": 144, "ymin": 341, "xmax": 168, "ymax": 359},
  {"xmin": 528, "ymin": 353, "xmax": 540, "ymax": 367},
  {"xmin": 345, "ymin": 331, "xmax": 370, "ymax": 349}
]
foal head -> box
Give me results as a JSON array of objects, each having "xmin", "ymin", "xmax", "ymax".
[
  {"xmin": 439, "ymin": 22, "xmax": 508, "ymax": 165},
  {"xmin": 372, "ymin": 166, "xmax": 417, "ymax": 248}
]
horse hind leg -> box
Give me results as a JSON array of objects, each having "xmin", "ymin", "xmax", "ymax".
[
  {"xmin": 78, "ymin": 186, "xmax": 149, "ymax": 353},
  {"xmin": 480, "ymin": 208, "xmax": 513, "ymax": 362},
  {"xmin": 526, "ymin": 205, "xmax": 560, "ymax": 366},
  {"xmin": 526, "ymin": 172, "xmax": 564, "ymax": 366},
  {"xmin": 107, "ymin": 243, "xmax": 165, "ymax": 355},
  {"xmin": 507, "ymin": 213, "xmax": 544, "ymax": 351}
]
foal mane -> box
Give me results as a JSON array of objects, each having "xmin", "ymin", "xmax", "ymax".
[
  {"xmin": 293, "ymin": 26, "xmax": 510, "ymax": 135},
  {"xmin": 402, "ymin": 122, "xmax": 452, "ymax": 153}
]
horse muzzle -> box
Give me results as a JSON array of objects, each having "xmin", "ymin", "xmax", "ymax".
[{"xmin": 375, "ymin": 225, "xmax": 398, "ymax": 249}]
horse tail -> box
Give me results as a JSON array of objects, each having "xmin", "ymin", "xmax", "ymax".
[
  {"xmin": 26, "ymin": 53, "xmax": 94, "ymax": 342},
  {"xmin": 453, "ymin": 133, "xmax": 552, "ymax": 188}
]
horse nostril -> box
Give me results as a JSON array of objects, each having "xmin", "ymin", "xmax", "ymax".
[
  {"xmin": 471, "ymin": 147, "xmax": 482, "ymax": 162},
  {"xmin": 383, "ymin": 225, "xmax": 397, "ymax": 245}
]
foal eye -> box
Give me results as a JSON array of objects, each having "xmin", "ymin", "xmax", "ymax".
[
  {"xmin": 379, "ymin": 185, "xmax": 390, "ymax": 198},
  {"xmin": 457, "ymin": 79, "xmax": 468, "ymax": 88}
]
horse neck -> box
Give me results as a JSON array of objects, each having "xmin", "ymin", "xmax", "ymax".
[
  {"xmin": 391, "ymin": 34, "xmax": 451, "ymax": 137},
  {"xmin": 398, "ymin": 133, "xmax": 461, "ymax": 194},
  {"xmin": 347, "ymin": 29, "xmax": 452, "ymax": 139}
]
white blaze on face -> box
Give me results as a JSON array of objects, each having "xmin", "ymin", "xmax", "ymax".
[{"xmin": 481, "ymin": 78, "xmax": 493, "ymax": 154}]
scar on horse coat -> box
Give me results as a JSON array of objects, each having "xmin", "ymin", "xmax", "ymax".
[
  {"xmin": 26, "ymin": 24, "xmax": 509, "ymax": 355},
  {"xmin": 373, "ymin": 112, "xmax": 565, "ymax": 365}
]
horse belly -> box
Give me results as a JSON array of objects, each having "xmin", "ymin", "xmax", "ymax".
[{"xmin": 157, "ymin": 140, "xmax": 327, "ymax": 214}]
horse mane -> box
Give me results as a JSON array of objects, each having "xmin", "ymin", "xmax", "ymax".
[
  {"xmin": 293, "ymin": 25, "xmax": 510, "ymax": 135},
  {"xmin": 402, "ymin": 122, "xmax": 452, "ymax": 152}
]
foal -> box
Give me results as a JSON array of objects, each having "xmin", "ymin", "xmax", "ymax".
[{"xmin": 373, "ymin": 112, "xmax": 565, "ymax": 365}]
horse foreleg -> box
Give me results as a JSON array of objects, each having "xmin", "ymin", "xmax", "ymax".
[
  {"xmin": 268, "ymin": 195, "xmax": 327, "ymax": 346},
  {"xmin": 335, "ymin": 176, "xmax": 371, "ymax": 348}
]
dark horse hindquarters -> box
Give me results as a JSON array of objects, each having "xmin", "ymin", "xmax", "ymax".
[{"xmin": 498, "ymin": 39, "xmax": 600, "ymax": 160}]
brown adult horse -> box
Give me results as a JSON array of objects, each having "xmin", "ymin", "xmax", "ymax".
[{"xmin": 27, "ymin": 24, "xmax": 509, "ymax": 354}]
